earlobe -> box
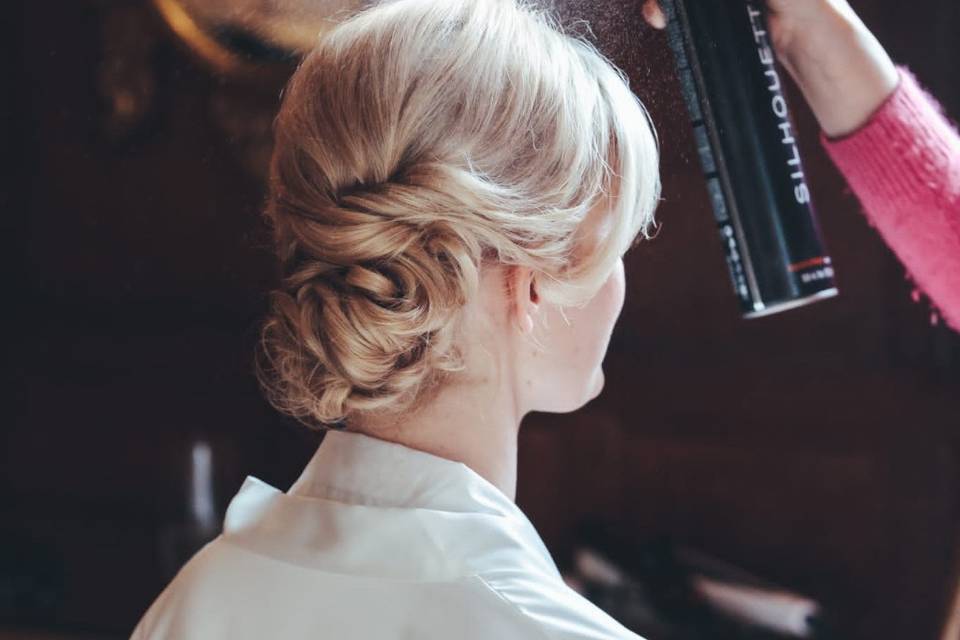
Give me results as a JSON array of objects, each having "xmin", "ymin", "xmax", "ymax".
[
  {"xmin": 521, "ymin": 313, "xmax": 534, "ymax": 334},
  {"xmin": 522, "ymin": 272, "xmax": 541, "ymax": 335}
]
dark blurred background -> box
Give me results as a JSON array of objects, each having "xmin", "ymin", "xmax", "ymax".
[{"xmin": 2, "ymin": 0, "xmax": 959, "ymax": 638}]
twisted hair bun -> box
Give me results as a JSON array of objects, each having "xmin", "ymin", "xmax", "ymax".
[{"xmin": 254, "ymin": 0, "xmax": 661, "ymax": 430}]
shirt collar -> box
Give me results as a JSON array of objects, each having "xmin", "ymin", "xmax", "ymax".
[
  {"xmin": 286, "ymin": 428, "xmax": 519, "ymax": 518},
  {"xmin": 219, "ymin": 428, "xmax": 562, "ymax": 582}
]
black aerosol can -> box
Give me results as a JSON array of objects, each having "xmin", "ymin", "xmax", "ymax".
[{"xmin": 660, "ymin": 0, "xmax": 838, "ymax": 318}]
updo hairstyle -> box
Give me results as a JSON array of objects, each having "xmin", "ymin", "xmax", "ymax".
[{"xmin": 254, "ymin": 0, "xmax": 661, "ymax": 430}]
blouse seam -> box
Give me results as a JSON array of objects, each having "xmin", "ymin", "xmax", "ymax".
[
  {"xmin": 470, "ymin": 574, "xmax": 556, "ymax": 640},
  {"xmin": 214, "ymin": 535, "xmax": 471, "ymax": 584}
]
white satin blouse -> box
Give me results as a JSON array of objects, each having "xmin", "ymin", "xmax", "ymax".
[{"xmin": 130, "ymin": 428, "xmax": 643, "ymax": 639}]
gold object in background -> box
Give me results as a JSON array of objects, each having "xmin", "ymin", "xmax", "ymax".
[
  {"xmin": 142, "ymin": 0, "xmax": 376, "ymax": 178},
  {"xmin": 150, "ymin": 0, "xmax": 370, "ymax": 79}
]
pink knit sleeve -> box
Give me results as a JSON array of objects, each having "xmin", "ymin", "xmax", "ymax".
[{"xmin": 819, "ymin": 65, "xmax": 960, "ymax": 333}]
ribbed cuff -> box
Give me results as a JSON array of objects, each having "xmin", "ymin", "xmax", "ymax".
[
  {"xmin": 818, "ymin": 64, "xmax": 960, "ymax": 333},
  {"xmin": 818, "ymin": 65, "xmax": 958, "ymax": 214}
]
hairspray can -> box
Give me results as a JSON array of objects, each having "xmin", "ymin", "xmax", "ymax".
[{"xmin": 659, "ymin": 0, "xmax": 838, "ymax": 318}]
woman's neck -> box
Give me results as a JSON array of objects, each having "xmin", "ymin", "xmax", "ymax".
[{"xmin": 351, "ymin": 359, "xmax": 524, "ymax": 502}]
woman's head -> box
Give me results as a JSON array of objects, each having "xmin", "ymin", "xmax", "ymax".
[{"xmin": 255, "ymin": 0, "xmax": 661, "ymax": 431}]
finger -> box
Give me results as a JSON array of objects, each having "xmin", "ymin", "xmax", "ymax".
[{"xmin": 641, "ymin": 0, "xmax": 667, "ymax": 30}]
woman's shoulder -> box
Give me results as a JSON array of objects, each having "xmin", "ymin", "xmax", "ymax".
[
  {"xmin": 129, "ymin": 536, "xmax": 230, "ymax": 639},
  {"xmin": 128, "ymin": 537, "xmax": 643, "ymax": 640}
]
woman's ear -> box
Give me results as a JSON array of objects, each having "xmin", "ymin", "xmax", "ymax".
[
  {"xmin": 507, "ymin": 265, "xmax": 539, "ymax": 334},
  {"xmin": 642, "ymin": 0, "xmax": 667, "ymax": 29}
]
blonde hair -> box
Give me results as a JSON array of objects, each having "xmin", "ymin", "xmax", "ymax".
[{"xmin": 254, "ymin": 0, "xmax": 661, "ymax": 430}]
